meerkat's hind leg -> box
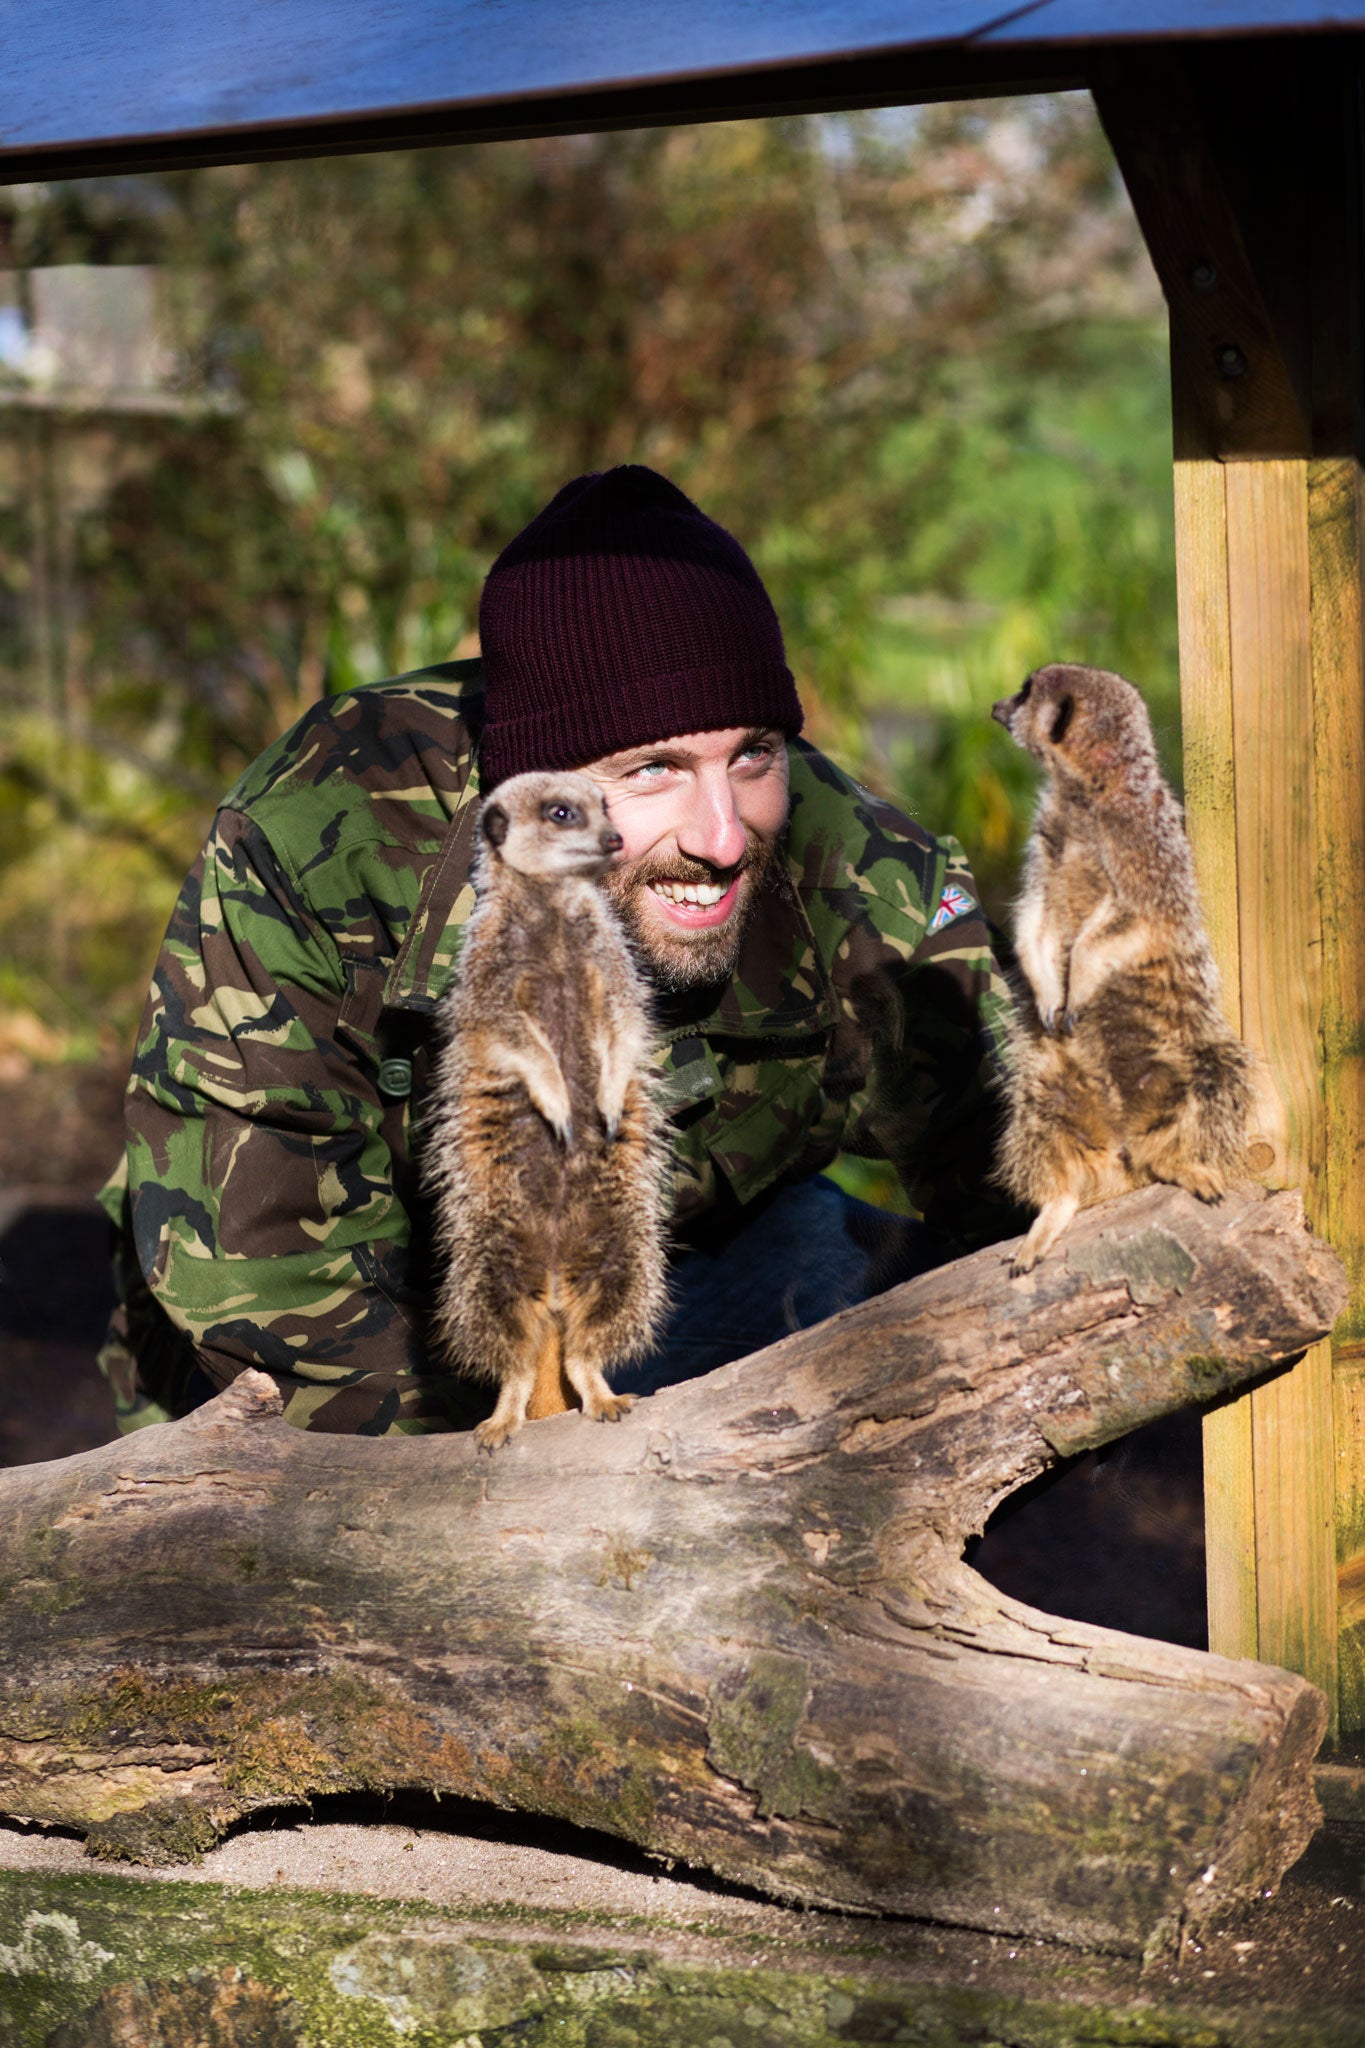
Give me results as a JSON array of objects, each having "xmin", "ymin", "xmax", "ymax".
[
  {"xmin": 557, "ymin": 1287, "xmax": 635, "ymax": 1423},
  {"xmin": 473, "ymin": 1365, "xmax": 538, "ymax": 1452},
  {"xmin": 1009, "ymin": 1189, "xmax": 1082, "ymax": 1276},
  {"xmin": 1146, "ymin": 1038, "xmax": 1254, "ymax": 1202},
  {"xmin": 471, "ymin": 1302, "xmax": 560, "ymax": 1450},
  {"xmin": 568, "ymin": 1364, "xmax": 634, "ymax": 1423},
  {"xmin": 1139, "ymin": 1140, "xmax": 1229, "ymax": 1204}
]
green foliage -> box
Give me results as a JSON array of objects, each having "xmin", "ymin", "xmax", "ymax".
[
  {"xmin": 0, "ymin": 97, "xmax": 1176, "ymax": 1048},
  {"xmin": 867, "ymin": 321, "xmax": 1179, "ymax": 916}
]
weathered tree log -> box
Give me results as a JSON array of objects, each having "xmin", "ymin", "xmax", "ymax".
[{"xmin": 0, "ymin": 1184, "xmax": 1346, "ymax": 1957}]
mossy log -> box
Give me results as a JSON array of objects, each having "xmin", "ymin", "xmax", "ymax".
[{"xmin": 0, "ymin": 1184, "xmax": 1346, "ymax": 1958}]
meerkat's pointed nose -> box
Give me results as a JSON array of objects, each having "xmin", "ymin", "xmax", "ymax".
[
  {"xmin": 991, "ymin": 698, "xmax": 1012, "ymax": 727},
  {"xmin": 602, "ymin": 829, "xmax": 624, "ymax": 855}
]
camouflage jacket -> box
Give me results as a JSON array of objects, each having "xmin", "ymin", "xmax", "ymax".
[{"xmin": 100, "ymin": 661, "xmax": 1017, "ymax": 1433}]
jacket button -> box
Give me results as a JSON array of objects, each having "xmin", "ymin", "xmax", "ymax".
[{"xmin": 377, "ymin": 1057, "xmax": 413, "ymax": 1099}]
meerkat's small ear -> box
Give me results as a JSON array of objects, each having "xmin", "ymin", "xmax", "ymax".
[
  {"xmin": 1049, "ymin": 695, "xmax": 1075, "ymax": 746},
  {"xmin": 482, "ymin": 803, "xmax": 509, "ymax": 850}
]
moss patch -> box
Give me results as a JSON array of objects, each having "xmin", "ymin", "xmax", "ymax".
[
  {"xmin": 0, "ymin": 1665, "xmax": 494, "ymax": 1857},
  {"xmin": 708, "ymin": 1652, "xmax": 843, "ymax": 1824},
  {"xmin": 0, "ymin": 1866, "xmax": 1360, "ymax": 2048}
]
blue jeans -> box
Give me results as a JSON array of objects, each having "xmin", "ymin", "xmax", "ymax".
[{"xmin": 611, "ymin": 1175, "xmax": 948, "ymax": 1399}]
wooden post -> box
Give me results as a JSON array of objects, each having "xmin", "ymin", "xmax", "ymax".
[{"xmin": 1096, "ymin": 43, "xmax": 1365, "ymax": 1734}]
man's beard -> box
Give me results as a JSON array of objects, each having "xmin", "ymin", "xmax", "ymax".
[{"xmin": 599, "ymin": 830, "xmax": 786, "ymax": 993}]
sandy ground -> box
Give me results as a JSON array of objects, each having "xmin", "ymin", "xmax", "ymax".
[{"xmin": 0, "ymin": 1806, "xmax": 782, "ymax": 1927}]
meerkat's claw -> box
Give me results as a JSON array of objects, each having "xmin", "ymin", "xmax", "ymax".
[
  {"xmin": 1008, "ymin": 1250, "xmax": 1038, "ymax": 1279},
  {"xmin": 1175, "ymin": 1166, "xmax": 1226, "ymax": 1203}
]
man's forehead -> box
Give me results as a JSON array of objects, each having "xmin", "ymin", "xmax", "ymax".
[{"xmin": 586, "ymin": 726, "xmax": 780, "ymax": 772}]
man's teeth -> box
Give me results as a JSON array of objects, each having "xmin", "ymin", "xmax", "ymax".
[{"xmin": 652, "ymin": 880, "xmax": 728, "ymax": 907}]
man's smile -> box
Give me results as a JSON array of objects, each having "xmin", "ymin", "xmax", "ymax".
[{"xmin": 645, "ymin": 874, "xmax": 743, "ymax": 927}]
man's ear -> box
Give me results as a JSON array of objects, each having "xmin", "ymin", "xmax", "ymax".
[{"xmin": 482, "ymin": 803, "xmax": 509, "ymax": 851}]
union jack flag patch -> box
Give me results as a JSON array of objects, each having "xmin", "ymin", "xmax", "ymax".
[{"xmin": 927, "ymin": 883, "xmax": 975, "ymax": 935}]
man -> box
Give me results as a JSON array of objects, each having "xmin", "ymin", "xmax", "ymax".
[{"xmin": 99, "ymin": 466, "xmax": 1020, "ymax": 1435}]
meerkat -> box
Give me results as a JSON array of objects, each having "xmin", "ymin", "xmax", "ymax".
[
  {"xmin": 424, "ymin": 770, "xmax": 669, "ymax": 1450},
  {"xmin": 991, "ymin": 661, "xmax": 1253, "ymax": 1275}
]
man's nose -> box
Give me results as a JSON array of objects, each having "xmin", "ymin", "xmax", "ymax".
[{"xmin": 676, "ymin": 774, "xmax": 748, "ymax": 871}]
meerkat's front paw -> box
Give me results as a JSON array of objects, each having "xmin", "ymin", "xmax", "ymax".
[
  {"xmin": 1008, "ymin": 1246, "xmax": 1039, "ymax": 1278},
  {"xmin": 1176, "ymin": 1165, "xmax": 1227, "ymax": 1203}
]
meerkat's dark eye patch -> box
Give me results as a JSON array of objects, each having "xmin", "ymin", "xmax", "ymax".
[
  {"xmin": 1050, "ymin": 695, "xmax": 1075, "ymax": 745},
  {"xmin": 482, "ymin": 803, "xmax": 509, "ymax": 848},
  {"xmin": 542, "ymin": 802, "xmax": 584, "ymax": 827},
  {"xmin": 1018, "ymin": 676, "xmax": 1033, "ymax": 704}
]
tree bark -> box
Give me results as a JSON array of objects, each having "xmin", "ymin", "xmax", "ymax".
[{"xmin": 0, "ymin": 1184, "xmax": 1345, "ymax": 1957}]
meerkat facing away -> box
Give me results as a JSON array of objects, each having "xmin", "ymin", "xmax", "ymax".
[
  {"xmin": 424, "ymin": 770, "xmax": 669, "ymax": 1450},
  {"xmin": 991, "ymin": 662, "xmax": 1254, "ymax": 1275}
]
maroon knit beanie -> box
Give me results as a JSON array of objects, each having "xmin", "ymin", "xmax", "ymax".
[{"xmin": 477, "ymin": 465, "xmax": 802, "ymax": 788}]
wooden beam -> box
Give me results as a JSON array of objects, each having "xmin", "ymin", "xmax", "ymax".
[
  {"xmin": 1098, "ymin": 41, "xmax": 1365, "ymax": 1730},
  {"xmin": 1170, "ymin": 436, "xmax": 1261, "ymax": 1660},
  {"xmin": 1092, "ymin": 53, "xmax": 1311, "ymax": 459}
]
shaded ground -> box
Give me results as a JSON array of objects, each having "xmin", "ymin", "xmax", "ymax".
[{"xmin": 0, "ymin": 1059, "xmax": 124, "ymax": 1466}]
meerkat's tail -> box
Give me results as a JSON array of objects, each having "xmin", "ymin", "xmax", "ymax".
[{"xmin": 525, "ymin": 1300, "xmax": 575, "ymax": 1419}]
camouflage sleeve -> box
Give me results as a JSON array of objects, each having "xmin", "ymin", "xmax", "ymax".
[
  {"xmin": 841, "ymin": 837, "xmax": 1026, "ymax": 1252},
  {"xmin": 123, "ymin": 804, "xmax": 433, "ymax": 1400}
]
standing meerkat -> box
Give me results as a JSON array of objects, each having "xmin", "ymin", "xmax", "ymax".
[
  {"xmin": 424, "ymin": 770, "xmax": 669, "ymax": 1450},
  {"xmin": 991, "ymin": 662, "xmax": 1254, "ymax": 1275}
]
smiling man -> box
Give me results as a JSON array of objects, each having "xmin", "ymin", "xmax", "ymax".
[{"xmin": 100, "ymin": 467, "xmax": 1020, "ymax": 1434}]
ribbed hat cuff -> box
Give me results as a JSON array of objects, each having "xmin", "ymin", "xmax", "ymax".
[{"xmin": 479, "ymin": 661, "xmax": 803, "ymax": 788}]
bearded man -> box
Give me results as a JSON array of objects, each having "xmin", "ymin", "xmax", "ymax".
[{"xmin": 99, "ymin": 466, "xmax": 1020, "ymax": 1435}]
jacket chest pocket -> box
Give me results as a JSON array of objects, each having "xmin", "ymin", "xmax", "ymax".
[
  {"xmin": 338, "ymin": 961, "xmax": 440, "ymax": 1216},
  {"xmin": 703, "ymin": 1058, "xmax": 844, "ymax": 1209}
]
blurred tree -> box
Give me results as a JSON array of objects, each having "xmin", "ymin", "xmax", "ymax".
[{"xmin": 0, "ymin": 96, "xmax": 1172, "ymax": 1053}]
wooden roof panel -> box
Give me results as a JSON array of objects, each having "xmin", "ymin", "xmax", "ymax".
[
  {"xmin": 1, "ymin": 0, "xmax": 1360, "ymax": 181},
  {"xmin": 989, "ymin": 0, "xmax": 1365, "ymax": 40},
  {"xmin": 6, "ymin": 2, "xmax": 1021, "ymax": 153}
]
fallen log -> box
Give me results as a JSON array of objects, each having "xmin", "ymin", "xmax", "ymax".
[{"xmin": 0, "ymin": 1183, "xmax": 1345, "ymax": 1958}]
